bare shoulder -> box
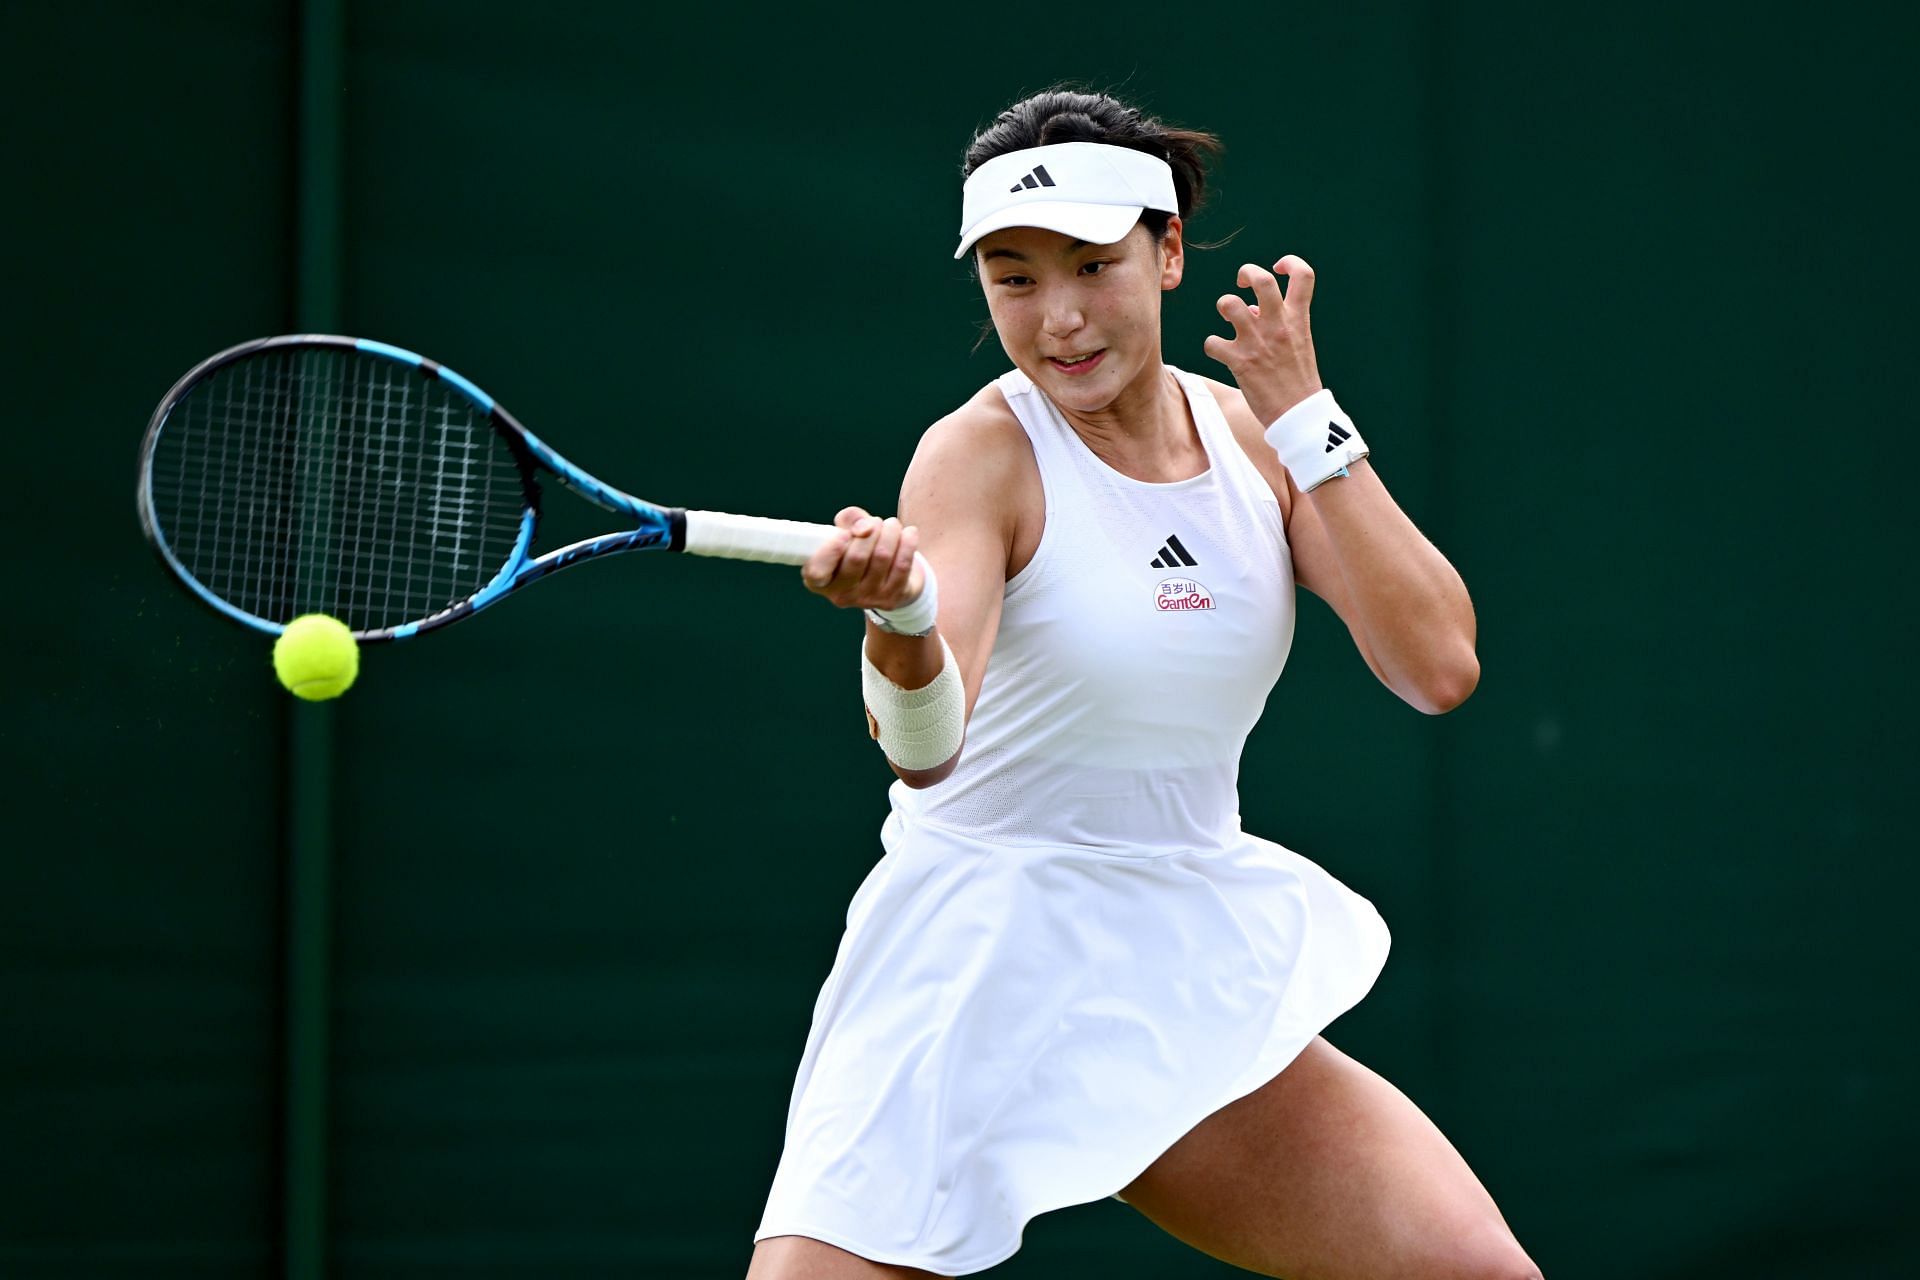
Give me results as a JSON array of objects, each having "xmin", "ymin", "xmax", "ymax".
[
  {"xmin": 904, "ymin": 384, "xmax": 1033, "ymax": 498},
  {"xmin": 899, "ymin": 381, "xmax": 1042, "ymax": 581},
  {"xmin": 1196, "ymin": 374, "xmax": 1295, "ymax": 524}
]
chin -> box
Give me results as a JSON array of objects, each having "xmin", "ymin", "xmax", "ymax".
[
  {"xmin": 1033, "ymin": 352, "xmax": 1131, "ymax": 406},
  {"xmin": 1048, "ymin": 384, "xmax": 1121, "ymax": 415},
  {"xmin": 1035, "ymin": 379, "xmax": 1106, "ymax": 412}
]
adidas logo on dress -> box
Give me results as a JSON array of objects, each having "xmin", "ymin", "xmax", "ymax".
[
  {"xmin": 1008, "ymin": 165, "xmax": 1057, "ymax": 193},
  {"xmin": 1149, "ymin": 535, "xmax": 1215, "ymax": 612},
  {"xmin": 1324, "ymin": 422, "xmax": 1353, "ymax": 453},
  {"xmin": 1149, "ymin": 534, "xmax": 1197, "ymax": 570}
]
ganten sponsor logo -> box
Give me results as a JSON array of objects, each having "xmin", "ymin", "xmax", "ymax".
[{"xmin": 1155, "ymin": 577, "xmax": 1215, "ymax": 612}]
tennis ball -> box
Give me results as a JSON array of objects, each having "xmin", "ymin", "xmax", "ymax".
[{"xmin": 272, "ymin": 614, "xmax": 359, "ymax": 701}]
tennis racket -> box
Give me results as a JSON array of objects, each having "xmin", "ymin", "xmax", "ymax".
[{"xmin": 136, "ymin": 334, "xmax": 841, "ymax": 641}]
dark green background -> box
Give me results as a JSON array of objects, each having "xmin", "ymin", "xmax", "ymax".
[{"xmin": 3, "ymin": 1, "xmax": 1911, "ymax": 1276}]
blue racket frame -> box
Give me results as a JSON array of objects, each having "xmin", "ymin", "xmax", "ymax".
[{"xmin": 136, "ymin": 334, "xmax": 690, "ymax": 642}]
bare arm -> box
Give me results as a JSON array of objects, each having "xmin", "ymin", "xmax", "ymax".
[
  {"xmin": 1204, "ymin": 256, "xmax": 1479, "ymax": 714},
  {"xmin": 801, "ymin": 395, "xmax": 1031, "ymax": 783},
  {"xmin": 1279, "ymin": 459, "xmax": 1478, "ymax": 714}
]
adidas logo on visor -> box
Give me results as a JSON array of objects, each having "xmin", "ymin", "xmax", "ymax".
[
  {"xmin": 1008, "ymin": 165, "xmax": 1057, "ymax": 193},
  {"xmin": 956, "ymin": 143, "xmax": 1180, "ymax": 260}
]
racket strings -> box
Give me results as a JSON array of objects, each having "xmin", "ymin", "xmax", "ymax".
[{"xmin": 146, "ymin": 348, "xmax": 528, "ymax": 632}]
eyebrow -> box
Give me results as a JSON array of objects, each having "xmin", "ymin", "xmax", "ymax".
[{"xmin": 981, "ymin": 238, "xmax": 1093, "ymax": 262}]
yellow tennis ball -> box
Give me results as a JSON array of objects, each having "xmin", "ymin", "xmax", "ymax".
[{"xmin": 272, "ymin": 614, "xmax": 359, "ymax": 701}]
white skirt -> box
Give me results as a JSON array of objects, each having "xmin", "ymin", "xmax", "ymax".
[{"xmin": 755, "ymin": 812, "xmax": 1391, "ymax": 1274}]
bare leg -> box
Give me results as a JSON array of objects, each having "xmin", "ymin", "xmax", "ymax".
[
  {"xmin": 747, "ymin": 1235, "xmax": 946, "ymax": 1280},
  {"xmin": 1121, "ymin": 1038, "xmax": 1541, "ymax": 1280}
]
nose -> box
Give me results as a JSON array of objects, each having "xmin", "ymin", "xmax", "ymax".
[{"xmin": 1039, "ymin": 284, "xmax": 1085, "ymax": 340}]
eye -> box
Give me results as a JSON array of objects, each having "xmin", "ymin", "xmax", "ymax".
[
  {"xmin": 996, "ymin": 273, "xmax": 1034, "ymax": 288},
  {"xmin": 1080, "ymin": 260, "xmax": 1112, "ymax": 276}
]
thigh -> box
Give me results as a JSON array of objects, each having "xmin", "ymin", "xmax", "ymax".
[
  {"xmin": 1119, "ymin": 1038, "xmax": 1540, "ymax": 1280},
  {"xmin": 747, "ymin": 1235, "xmax": 946, "ymax": 1280}
]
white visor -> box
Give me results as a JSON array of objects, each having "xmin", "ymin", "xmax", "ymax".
[{"xmin": 955, "ymin": 142, "xmax": 1179, "ymax": 260}]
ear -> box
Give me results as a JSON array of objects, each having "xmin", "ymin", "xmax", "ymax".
[{"xmin": 1158, "ymin": 215, "xmax": 1185, "ymax": 291}]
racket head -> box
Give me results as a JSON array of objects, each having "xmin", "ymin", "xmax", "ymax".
[{"xmin": 137, "ymin": 335, "xmax": 541, "ymax": 641}]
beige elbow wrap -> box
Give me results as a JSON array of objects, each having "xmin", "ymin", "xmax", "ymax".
[{"xmin": 860, "ymin": 637, "xmax": 964, "ymax": 772}]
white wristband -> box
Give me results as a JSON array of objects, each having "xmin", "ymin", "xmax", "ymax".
[
  {"xmin": 860, "ymin": 636, "xmax": 965, "ymax": 772},
  {"xmin": 864, "ymin": 557, "xmax": 939, "ymax": 636},
  {"xmin": 1263, "ymin": 388, "xmax": 1369, "ymax": 492}
]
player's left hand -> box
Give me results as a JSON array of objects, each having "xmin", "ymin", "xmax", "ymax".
[{"xmin": 1202, "ymin": 255, "xmax": 1324, "ymax": 425}]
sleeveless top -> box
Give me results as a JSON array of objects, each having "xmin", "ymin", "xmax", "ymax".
[
  {"xmin": 892, "ymin": 365, "xmax": 1295, "ymax": 854},
  {"xmin": 759, "ymin": 367, "xmax": 1388, "ymax": 1271}
]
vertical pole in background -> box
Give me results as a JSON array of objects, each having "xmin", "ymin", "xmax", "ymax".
[{"xmin": 286, "ymin": 1, "xmax": 344, "ymax": 1277}]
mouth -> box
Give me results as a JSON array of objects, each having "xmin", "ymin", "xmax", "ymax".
[{"xmin": 1045, "ymin": 349, "xmax": 1106, "ymax": 376}]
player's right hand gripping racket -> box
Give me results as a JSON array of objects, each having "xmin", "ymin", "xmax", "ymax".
[{"xmin": 136, "ymin": 335, "xmax": 842, "ymax": 640}]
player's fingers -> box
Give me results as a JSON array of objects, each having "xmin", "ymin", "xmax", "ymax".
[
  {"xmin": 905, "ymin": 548, "xmax": 927, "ymax": 604},
  {"xmin": 835, "ymin": 505, "xmax": 873, "ymax": 532},
  {"xmin": 861, "ymin": 517, "xmax": 903, "ymax": 593},
  {"xmin": 837, "ymin": 520, "xmax": 879, "ymax": 587},
  {"xmin": 879, "ymin": 524, "xmax": 920, "ymax": 604},
  {"xmin": 1240, "ymin": 262, "xmax": 1284, "ymax": 316},
  {"xmin": 1201, "ymin": 333, "xmax": 1235, "ymax": 366},
  {"xmin": 1275, "ymin": 255, "xmax": 1314, "ymax": 310},
  {"xmin": 802, "ymin": 529, "xmax": 852, "ymax": 591},
  {"xmin": 1215, "ymin": 292, "xmax": 1256, "ymax": 334}
]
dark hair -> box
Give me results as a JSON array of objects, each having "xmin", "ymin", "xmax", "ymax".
[{"xmin": 961, "ymin": 88, "xmax": 1223, "ymax": 245}]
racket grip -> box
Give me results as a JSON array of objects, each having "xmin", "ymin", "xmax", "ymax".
[{"xmin": 680, "ymin": 510, "xmax": 839, "ymax": 565}]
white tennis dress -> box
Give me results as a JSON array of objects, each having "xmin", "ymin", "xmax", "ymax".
[{"xmin": 756, "ymin": 366, "xmax": 1391, "ymax": 1273}]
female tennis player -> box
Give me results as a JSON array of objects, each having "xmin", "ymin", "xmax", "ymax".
[{"xmin": 752, "ymin": 90, "xmax": 1539, "ymax": 1280}]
